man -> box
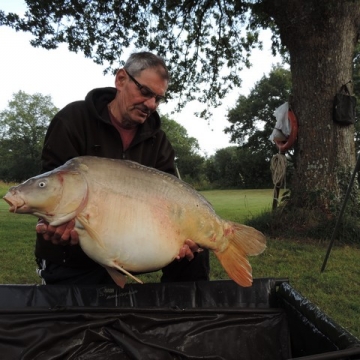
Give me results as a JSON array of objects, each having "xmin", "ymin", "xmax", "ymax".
[{"xmin": 35, "ymin": 51, "xmax": 210, "ymax": 285}]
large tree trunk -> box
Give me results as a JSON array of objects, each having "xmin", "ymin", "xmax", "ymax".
[{"xmin": 264, "ymin": 0, "xmax": 360, "ymax": 214}]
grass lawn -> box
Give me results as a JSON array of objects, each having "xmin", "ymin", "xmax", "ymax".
[{"xmin": 0, "ymin": 183, "xmax": 359, "ymax": 339}]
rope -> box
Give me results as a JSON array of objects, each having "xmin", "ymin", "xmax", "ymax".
[
  {"xmin": 270, "ymin": 153, "xmax": 287, "ymax": 209},
  {"xmin": 270, "ymin": 153, "xmax": 287, "ymax": 187}
]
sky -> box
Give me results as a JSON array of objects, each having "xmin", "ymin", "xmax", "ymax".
[{"xmin": 0, "ymin": 0, "xmax": 281, "ymax": 156}]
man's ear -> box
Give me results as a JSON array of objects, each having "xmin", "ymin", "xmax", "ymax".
[{"xmin": 115, "ymin": 68, "xmax": 127, "ymax": 90}]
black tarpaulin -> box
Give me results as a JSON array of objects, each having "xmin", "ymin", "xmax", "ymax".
[
  {"xmin": 0, "ymin": 308, "xmax": 290, "ymax": 359},
  {"xmin": 0, "ymin": 278, "xmax": 359, "ymax": 360},
  {"xmin": 277, "ymin": 282, "xmax": 360, "ymax": 359},
  {"xmin": 0, "ymin": 278, "xmax": 279, "ymax": 308},
  {"xmin": 0, "ymin": 279, "xmax": 291, "ymax": 360}
]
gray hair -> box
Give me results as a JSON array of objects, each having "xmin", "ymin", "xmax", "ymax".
[{"xmin": 124, "ymin": 52, "xmax": 170, "ymax": 81}]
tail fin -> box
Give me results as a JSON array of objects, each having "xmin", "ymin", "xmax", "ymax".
[{"xmin": 214, "ymin": 221, "xmax": 266, "ymax": 287}]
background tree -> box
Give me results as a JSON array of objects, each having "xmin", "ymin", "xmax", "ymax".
[
  {"xmin": 260, "ymin": 2, "xmax": 360, "ymax": 219},
  {"xmin": 225, "ymin": 65, "xmax": 292, "ymax": 157},
  {"xmin": 2, "ymin": 1, "xmax": 360, "ymax": 230},
  {"xmin": 160, "ymin": 115, "xmax": 205, "ymax": 185},
  {"xmin": 205, "ymin": 147, "xmax": 243, "ymax": 188},
  {"xmin": 354, "ymin": 43, "xmax": 360, "ymax": 153},
  {"xmin": 0, "ymin": 91, "xmax": 58, "ymax": 182},
  {"xmin": 205, "ymin": 147, "xmax": 273, "ymax": 189},
  {"xmin": 225, "ymin": 65, "xmax": 293, "ymax": 190}
]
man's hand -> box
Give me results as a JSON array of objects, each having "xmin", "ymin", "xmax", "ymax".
[
  {"xmin": 176, "ymin": 239, "xmax": 203, "ymax": 261},
  {"xmin": 36, "ymin": 219, "xmax": 79, "ymax": 245}
]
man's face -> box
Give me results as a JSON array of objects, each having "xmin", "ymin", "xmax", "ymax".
[{"xmin": 114, "ymin": 68, "xmax": 168, "ymax": 128}]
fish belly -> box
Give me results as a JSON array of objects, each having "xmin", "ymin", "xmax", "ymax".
[{"xmin": 76, "ymin": 192, "xmax": 188, "ymax": 272}]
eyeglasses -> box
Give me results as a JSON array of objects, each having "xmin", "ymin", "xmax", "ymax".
[{"xmin": 124, "ymin": 69, "xmax": 167, "ymax": 104}]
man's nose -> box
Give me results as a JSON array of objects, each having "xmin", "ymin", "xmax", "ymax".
[{"xmin": 143, "ymin": 97, "xmax": 158, "ymax": 109}]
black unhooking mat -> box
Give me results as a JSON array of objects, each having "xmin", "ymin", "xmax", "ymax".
[
  {"xmin": 0, "ymin": 279, "xmax": 359, "ymax": 360},
  {"xmin": 0, "ymin": 279, "xmax": 290, "ymax": 360}
]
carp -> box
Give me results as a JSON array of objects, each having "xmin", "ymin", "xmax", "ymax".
[{"xmin": 3, "ymin": 156, "xmax": 266, "ymax": 287}]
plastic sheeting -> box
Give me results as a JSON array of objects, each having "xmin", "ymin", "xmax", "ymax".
[
  {"xmin": 0, "ymin": 307, "xmax": 291, "ymax": 359},
  {"xmin": 0, "ymin": 279, "xmax": 359, "ymax": 360},
  {"xmin": 277, "ymin": 282, "xmax": 360, "ymax": 359},
  {"xmin": 0, "ymin": 279, "xmax": 279, "ymax": 309},
  {"xmin": 0, "ymin": 279, "xmax": 290, "ymax": 360}
]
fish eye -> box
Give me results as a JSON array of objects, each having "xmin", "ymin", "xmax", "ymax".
[{"xmin": 38, "ymin": 181, "xmax": 47, "ymax": 188}]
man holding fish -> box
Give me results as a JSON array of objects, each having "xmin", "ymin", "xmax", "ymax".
[{"xmin": 34, "ymin": 51, "xmax": 210, "ymax": 285}]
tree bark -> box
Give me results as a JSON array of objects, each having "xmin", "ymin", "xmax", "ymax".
[{"xmin": 263, "ymin": 0, "xmax": 360, "ymax": 213}]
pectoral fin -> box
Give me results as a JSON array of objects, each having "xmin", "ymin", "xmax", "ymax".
[
  {"xmin": 77, "ymin": 215, "xmax": 105, "ymax": 249},
  {"xmin": 112, "ymin": 262, "xmax": 144, "ymax": 285},
  {"xmin": 105, "ymin": 267, "xmax": 128, "ymax": 288},
  {"xmin": 105, "ymin": 265, "xmax": 143, "ymax": 288}
]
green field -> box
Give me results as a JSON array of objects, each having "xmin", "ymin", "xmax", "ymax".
[{"xmin": 0, "ymin": 183, "xmax": 359, "ymax": 339}]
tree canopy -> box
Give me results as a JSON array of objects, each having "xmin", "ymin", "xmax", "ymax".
[
  {"xmin": 0, "ymin": 91, "xmax": 58, "ymax": 181},
  {"xmin": 225, "ymin": 65, "xmax": 292, "ymax": 159},
  {"xmin": 0, "ymin": 0, "xmax": 279, "ymax": 114},
  {"xmin": 160, "ymin": 114, "xmax": 205, "ymax": 182},
  {"xmin": 204, "ymin": 146, "xmax": 272, "ymax": 189}
]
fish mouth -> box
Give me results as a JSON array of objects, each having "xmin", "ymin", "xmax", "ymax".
[{"xmin": 3, "ymin": 194, "xmax": 25, "ymax": 213}]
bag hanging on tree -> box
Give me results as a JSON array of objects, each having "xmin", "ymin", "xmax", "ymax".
[{"xmin": 333, "ymin": 83, "xmax": 357, "ymax": 125}]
